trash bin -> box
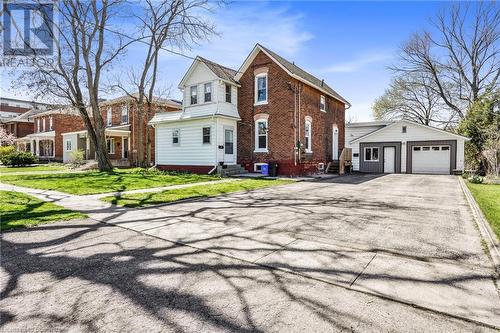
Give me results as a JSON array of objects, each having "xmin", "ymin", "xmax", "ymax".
[
  {"xmin": 261, "ymin": 164, "xmax": 269, "ymax": 176},
  {"xmin": 268, "ymin": 161, "xmax": 278, "ymax": 177}
]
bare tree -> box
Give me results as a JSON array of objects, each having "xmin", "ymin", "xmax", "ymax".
[
  {"xmin": 15, "ymin": 0, "xmax": 135, "ymax": 171},
  {"xmin": 113, "ymin": 0, "xmax": 218, "ymax": 167},
  {"xmin": 393, "ymin": 2, "xmax": 500, "ymax": 119},
  {"xmin": 373, "ymin": 72, "xmax": 454, "ymax": 126}
]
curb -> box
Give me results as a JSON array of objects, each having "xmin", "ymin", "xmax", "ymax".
[{"xmin": 459, "ymin": 177, "xmax": 500, "ymax": 277}]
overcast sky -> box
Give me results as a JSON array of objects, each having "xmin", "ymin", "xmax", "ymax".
[{"xmin": 1, "ymin": 1, "xmax": 454, "ymax": 121}]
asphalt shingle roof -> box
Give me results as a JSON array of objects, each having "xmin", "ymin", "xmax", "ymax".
[{"xmin": 197, "ymin": 57, "xmax": 239, "ymax": 85}]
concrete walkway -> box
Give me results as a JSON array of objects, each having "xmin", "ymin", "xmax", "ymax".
[{"xmin": 2, "ymin": 174, "xmax": 500, "ymax": 329}]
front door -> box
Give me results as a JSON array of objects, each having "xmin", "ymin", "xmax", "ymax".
[
  {"xmin": 332, "ymin": 127, "xmax": 339, "ymax": 160},
  {"xmin": 122, "ymin": 138, "xmax": 129, "ymax": 159},
  {"xmin": 224, "ymin": 128, "xmax": 235, "ymax": 163},
  {"xmin": 383, "ymin": 146, "xmax": 395, "ymax": 173}
]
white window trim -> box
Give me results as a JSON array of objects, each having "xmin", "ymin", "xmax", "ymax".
[
  {"xmin": 225, "ymin": 84, "xmax": 232, "ymax": 104},
  {"xmin": 305, "ymin": 120, "xmax": 312, "ymax": 153},
  {"xmin": 65, "ymin": 139, "xmax": 72, "ymax": 152},
  {"xmin": 49, "ymin": 116, "xmax": 53, "ymax": 130},
  {"xmin": 107, "ymin": 138, "xmax": 115, "ymax": 154},
  {"xmin": 254, "ymin": 73, "xmax": 268, "ymax": 105},
  {"xmin": 320, "ymin": 95, "xmax": 326, "ymax": 112},
  {"xmin": 172, "ymin": 128, "xmax": 180, "ymax": 146},
  {"xmin": 254, "ymin": 119, "xmax": 268, "ymax": 152},
  {"xmin": 190, "ymin": 85, "xmax": 198, "ymax": 105},
  {"xmin": 364, "ymin": 147, "xmax": 379, "ymax": 162},
  {"xmin": 121, "ymin": 105, "xmax": 129, "ymax": 124},
  {"xmin": 107, "ymin": 108, "xmax": 112, "ymax": 127},
  {"xmin": 36, "ymin": 118, "xmax": 40, "ymax": 132},
  {"xmin": 254, "ymin": 162, "xmax": 267, "ymax": 172},
  {"xmin": 42, "ymin": 117, "xmax": 45, "ymax": 131},
  {"xmin": 204, "ymin": 82, "xmax": 212, "ymax": 103},
  {"xmin": 202, "ymin": 126, "xmax": 211, "ymax": 145}
]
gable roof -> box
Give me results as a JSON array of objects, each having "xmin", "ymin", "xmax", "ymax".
[
  {"xmin": 350, "ymin": 119, "xmax": 470, "ymax": 144},
  {"xmin": 99, "ymin": 94, "xmax": 181, "ymax": 108},
  {"xmin": 234, "ymin": 44, "xmax": 350, "ymax": 107},
  {"xmin": 178, "ymin": 56, "xmax": 240, "ymax": 88}
]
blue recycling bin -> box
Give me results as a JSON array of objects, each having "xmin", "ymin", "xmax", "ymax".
[{"xmin": 261, "ymin": 164, "xmax": 269, "ymax": 176}]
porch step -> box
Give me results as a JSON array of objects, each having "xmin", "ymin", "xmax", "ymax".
[
  {"xmin": 327, "ymin": 160, "xmax": 340, "ymax": 174},
  {"xmin": 218, "ymin": 164, "xmax": 249, "ymax": 177}
]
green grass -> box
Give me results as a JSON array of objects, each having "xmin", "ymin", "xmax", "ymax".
[
  {"xmin": 0, "ymin": 164, "xmax": 67, "ymax": 174},
  {"xmin": 101, "ymin": 179, "xmax": 294, "ymax": 208},
  {"xmin": 0, "ymin": 191, "xmax": 87, "ymax": 231},
  {"xmin": 0, "ymin": 168, "xmax": 219, "ymax": 195},
  {"xmin": 466, "ymin": 182, "xmax": 500, "ymax": 239}
]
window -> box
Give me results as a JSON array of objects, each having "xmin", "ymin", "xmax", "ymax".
[
  {"xmin": 121, "ymin": 105, "xmax": 128, "ymax": 124},
  {"xmin": 413, "ymin": 146, "xmax": 421, "ymax": 151},
  {"xmin": 364, "ymin": 147, "xmax": 379, "ymax": 161},
  {"xmin": 36, "ymin": 118, "xmax": 40, "ymax": 132},
  {"xmin": 172, "ymin": 129, "xmax": 180, "ymax": 145},
  {"xmin": 304, "ymin": 120, "xmax": 312, "ymax": 152},
  {"xmin": 204, "ymin": 83, "xmax": 212, "ymax": 102},
  {"xmin": 202, "ymin": 127, "xmax": 211, "ymax": 144},
  {"xmin": 353, "ymin": 153, "xmax": 359, "ymax": 158},
  {"xmin": 422, "ymin": 146, "xmax": 430, "ymax": 151},
  {"xmin": 255, "ymin": 74, "xmax": 267, "ymax": 104},
  {"xmin": 107, "ymin": 107, "xmax": 112, "ymax": 126},
  {"xmin": 225, "ymin": 129, "xmax": 234, "ymax": 154},
  {"xmin": 42, "ymin": 117, "xmax": 45, "ymax": 131},
  {"xmin": 402, "ymin": 126, "xmax": 407, "ymax": 133},
  {"xmin": 65, "ymin": 139, "xmax": 72, "ymax": 151},
  {"xmin": 441, "ymin": 146, "xmax": 450, "ymax": 151},
  {"xmin": 320, "ymin": 95, "xmax": 326, "ymax": 112},
  {"xmin": 106, "ymin": 138, "xmax": 115, "ymax": 154},
  {"xmin": 49, "ymin": 116, "xmax": 53, "ymax": 130},
  {"xmin": 190, "ymin": 86, "xmax": 198, "ymax": 105},
  {"xmin": 225, "ymin": 84, "xmax": 232, "ymax": 103},
  {"xmin": 255, "ymin": 119, "xmax": 268, "ymax": 151},
  {"xmin": 432, "ymin": 146, "xmax": 440, "ymax": 151}
]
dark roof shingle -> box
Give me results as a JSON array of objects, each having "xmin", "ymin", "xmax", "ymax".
[{"xmin": 197, "ymin": 57, "xmax": 238, "ymax": 85}]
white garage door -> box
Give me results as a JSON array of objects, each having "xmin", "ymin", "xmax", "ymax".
[{"xmin": 412, "ymin": 145, "xmax": 450, "ymax": 174}]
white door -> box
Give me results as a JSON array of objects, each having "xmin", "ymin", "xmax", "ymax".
[
  {"xmin": 224, "ymin": 128, "xmax": 235, "ymax": 163},
  {"xmin": 412, "ymin": 145, "xmax": 450, "ymax": 174},
  {"xmin": 332, "ymin": 127, "xmax": 339, "ymax": 160},
  {"xmin": 383, "ymin": 146, "xmax": 395, "ymax": 173}
]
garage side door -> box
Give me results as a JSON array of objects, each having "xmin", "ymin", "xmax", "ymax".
[{"xmin": 412, "ymin": 146, "xmax": 450, "ymax": 174}]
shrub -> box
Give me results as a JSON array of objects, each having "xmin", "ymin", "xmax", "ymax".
[
  {"xmin": 468, "ymin": 174, "xmax": 483, "ymax": 184},
  {"xmin": 0, "ymin": 151, "xmax": 38, "ymax": 167},
  {"xmin": 0, "ymin": 146, "xmax": 15, "ymax": 161},
  {"xmin": 69, "ymin": 150, "xmax": 85, "ymax": 167}
]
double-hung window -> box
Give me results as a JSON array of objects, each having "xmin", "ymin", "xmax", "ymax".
[
  {"xmin": 320, "ymin": 95, "xmax": 326, "ymax": 112},
  {"xmin": 202, "ymin": 127, "xmax": 211, "ymax": 144},
  {"xmin": 36, "ymin": 118, "xmax": 40, "ymax": 132},
  {"xmin": 107, "ymin": 107, "xmax": 112, "ymax": 127},
  {"xmin": 106, "ymin": 138, "xmax": 115, "ymax": 154},
  {"xmin": 204, "ymin": 83, "xmax": 212, "ymax": 102},
  {"xmin": 225, "ymin": 84, "xmax": 232, "ymax": 103},
  {"xmin": 304, "ymin": 120, "xmax": 312, "ymax": 152},
  {"xmin": 49, "ymin": 116, "xmax": 53, "ymax": 130},
  {"xmin": 255, "ymin": 74, "xmax": 268, "ymax": 104},
  {"xmin": 42, "ymin": 117, "xmax": 45, "ymax": 131},
  {"xmin": 121, "ymin": 105, "xmax": 129, "ymax": 124},
  {"xmin": 255, "ymin": 119, "xmax": 268, "ymax": 151},
  {"xmin": 172, "ymin": 129, "xmax": 180, "ymax": 145},
  {"xmin": 65, "ymin": 139, "xmax": 72, "ymax": 151},
  {"xmin": 190, "ymin": 86, "xmax": 198, "ymax": 105},
  {"xmin": 364, "ymin": 147, "xmax": 379, "ymax": 161}
]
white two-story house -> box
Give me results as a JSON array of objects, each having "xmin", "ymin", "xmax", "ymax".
[{"xmin": 149, "ymin": 57, "xmax": 241, "ymax": 173}]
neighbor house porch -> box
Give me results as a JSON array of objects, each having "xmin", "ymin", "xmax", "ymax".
[{"xmin": 15, "ymin": 131, "xmax": 57, "ymax": 161}]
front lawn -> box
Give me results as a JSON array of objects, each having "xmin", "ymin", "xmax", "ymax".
[
  {"xmin": 466, "ymin": 182, "xmax": 500, "ymax": 239},
  {"xmin": 0, "ymin": 169, "xmax": 219, "ymax": 195},
  {"xmin": 0, "ymin": 191, "xmax": 87, "ymax": 231},
  {"xmin": 102, "ymin": 178, "xmax": 294, "ymax": 207},
  {"xmin": 0, "ymin": 164, "xmax": 67, "ymax": 174}
]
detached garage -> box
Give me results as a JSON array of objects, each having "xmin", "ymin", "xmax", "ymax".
[{"xmin": 345, "ymin": 120, "xmax": 469, "ymax": 175}]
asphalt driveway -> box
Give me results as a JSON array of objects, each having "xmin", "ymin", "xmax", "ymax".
[{"xmin": 2, "ymin": 174, "xmax": 499, "ymax": 331}]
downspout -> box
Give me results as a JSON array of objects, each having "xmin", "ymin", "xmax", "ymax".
[
  {"xmin": 293, "ymin": 81, "xmax": 297, "ymax": 166},
  {"xmin": 153, "ymin": 123, "xmax": 157, "ymax": 168},
  {"xmin": 298, "ymin": 82, "xmax": 302, "ymax": 164}
]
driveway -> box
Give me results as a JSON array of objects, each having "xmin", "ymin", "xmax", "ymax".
[{"xmin": 2, "ymin": 174, "xmax": 499, "ymax": 331}]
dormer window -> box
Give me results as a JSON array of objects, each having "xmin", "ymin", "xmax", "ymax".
[
  {"xmin": 225, "ymin": 84, "xmax": 232, "ymax": 103},
  {"xmin": 190, "ymin": 86, "xmax": 198, "ymax": 105},
  {"xmin": 121, "ymin": 105, "xmax": 128, "ymax": 124},
  {"xmin": 204, "ymin": 83, "xmax": 212, "ymax": 102},
  {"xmin": 320, "ymin": 95, "xmax": 326, "ymax": 112},
  {"xmin": 255, "ymin": 73, "xmax": 268, "ymax": 104}
]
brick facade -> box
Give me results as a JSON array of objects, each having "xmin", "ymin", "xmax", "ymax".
[
  {"xmin": 0, "ymin": 121, "xmax": 33, "ymax": 138},
  {"xmin": 237, "ymin": 51, "xmax": 345, "ymax": 176}
]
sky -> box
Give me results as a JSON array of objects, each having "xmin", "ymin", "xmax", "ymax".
[{"xmin": 1, "ymin": 1, "xmax": 453, "ymax": 121}]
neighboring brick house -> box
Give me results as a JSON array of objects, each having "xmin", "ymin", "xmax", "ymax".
[
  {"xmin": 151, "ymin": 44, "xmax": 349, "ymax": 176},
  {"xmin": 62, "ymin": 95, "xmax": 181, "ymax": 166},
  {"xmin": 235, "ymin": 44, "xmax": 349, "ymax": 175},
  {"xmin": 15, "ymin": 107, "xmax": 85, "ymax": 161}
]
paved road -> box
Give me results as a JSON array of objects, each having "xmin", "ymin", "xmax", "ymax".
[{"xmin": 1, "ymin": 174, "xmax": 499, "ymax": 332}]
